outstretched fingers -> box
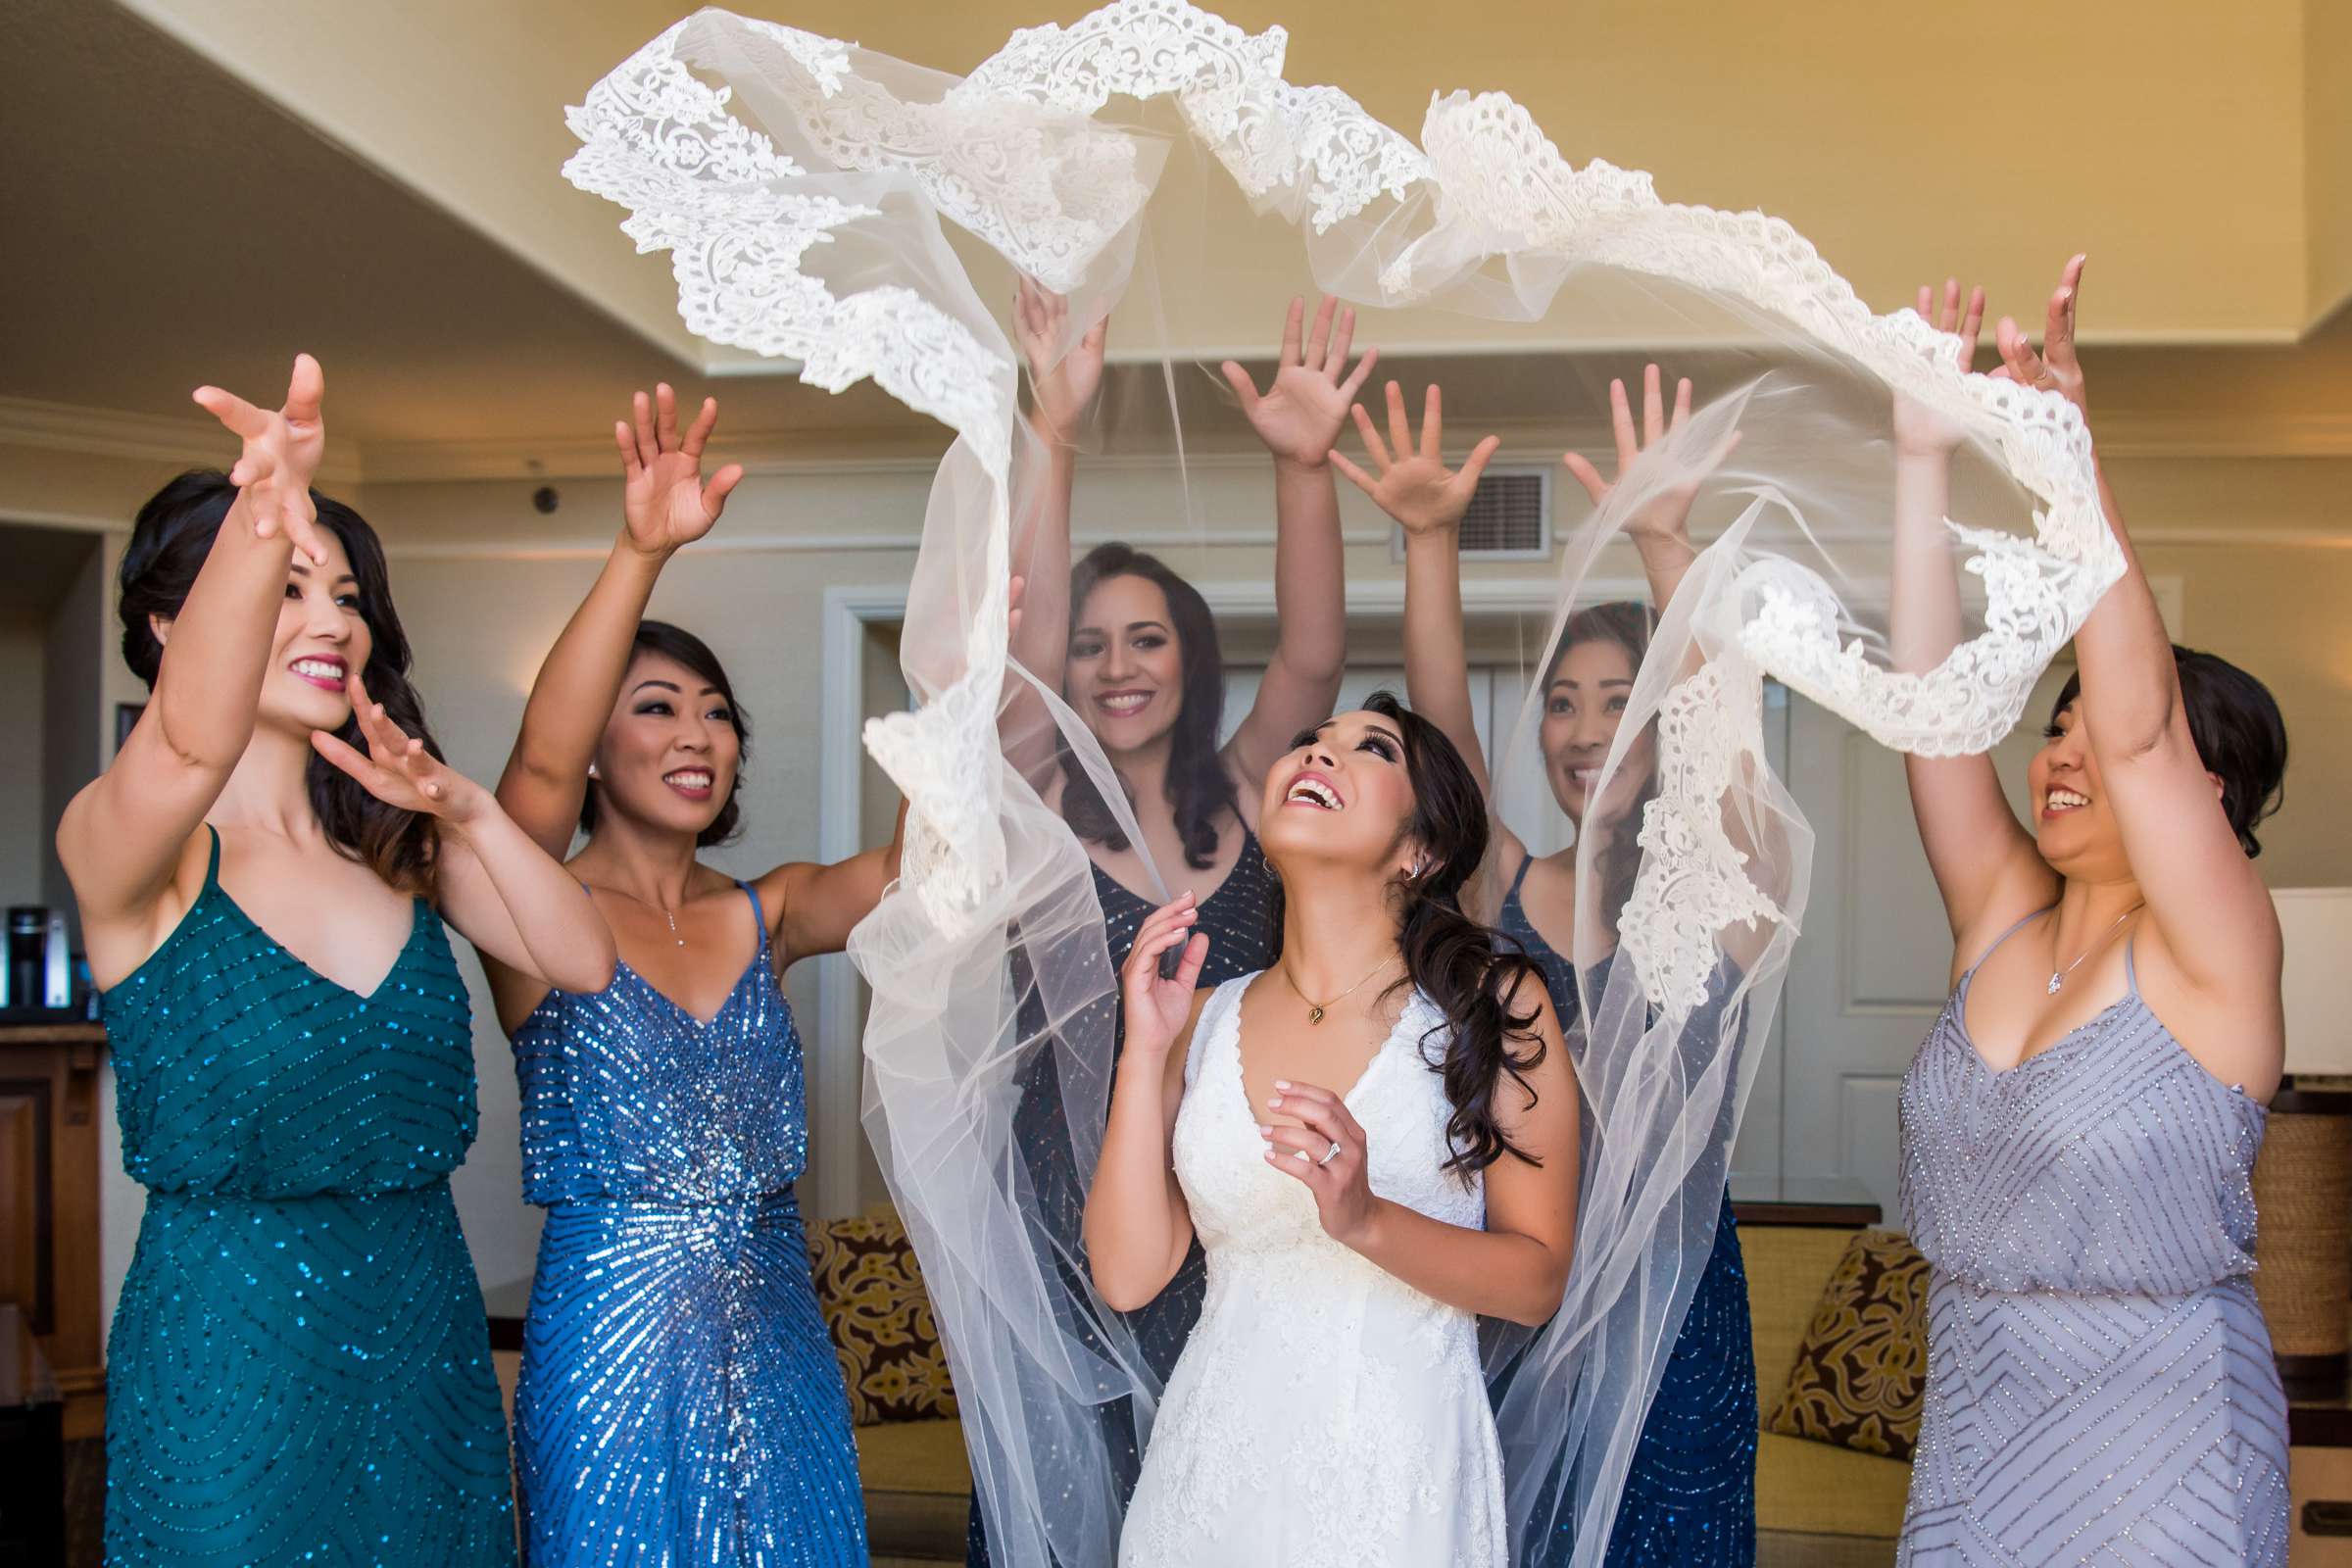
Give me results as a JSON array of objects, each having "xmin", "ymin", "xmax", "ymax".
[
  {"xmin": 700, "ymin": 463, "xmax": 745, "ymax": 519},
  {"xmin": 1219, "ymin": 360, "xmax": 1262, "ymax": 416},
  {"xmin": 1385, "ymin": 380, "xmax": 1414, "ymax": 466},
  {"xmin": 1325, "ymin": 304, "xmax": 1355, "ymax": 378},
  {"xmin": 682, "ymin": 395, "xmax": 720, "ymax": 460},
  {"xmin": 1303, "ymin": 295, "xmax": 1337, "ymax": 370}
]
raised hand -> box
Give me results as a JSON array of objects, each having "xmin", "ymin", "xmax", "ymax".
[
  {"xmin": 1260, "ymin": 1080, "xmax": 1378, "ymax": 1248},
  {"xmin": 1330, "ymin": 382, "xmax": 1499, "ymax": 537},
  {"xmin": 1222, "ymin": 296, "xmax": 1378, "ymax": 467},
  {"xmin": 1993, "ymin": 254, "xmax": 2088, "ymax": 415},
  {"xmin": 313, "ymin": 671, "xmax": 488, "ymax": 825},
  {"xmin": 1015, "ymin": 276, "xmax": 1108, "ymax": 445},
  {"xmin": 1893, "ymin": 277, "xmax": 1986, "ymax": 456},
  {"xmin": 1119, "ymin": 894, "xmax": 1208, "ymax": 1058},
  {"xmin": 191, "ymin": 354, "xmax": 330, "ymax": 565},
  {"xmin": 616, "ymin": 384, "xmax": 744, "ymax": 559},
  {"xmin": 1563, "ymin": 365, "xmax": 1736, "ymax": 554}
]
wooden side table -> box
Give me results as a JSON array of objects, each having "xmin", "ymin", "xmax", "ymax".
[{"xmin": 0, "ymin": 1022, "xmax": 109, "ymax": 1440}]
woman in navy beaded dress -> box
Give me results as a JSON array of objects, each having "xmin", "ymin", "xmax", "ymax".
[
  {"xmin": 1336, "ymin": 370, "xmax": 1760, "ymax": 1566},
  {"xmin": 60, "ymin": 357, "xmax": 618, "ymax": 1568},
  {"xmin": 963, "ymin": 287, "xmax": 1368, "ymax": 1562},
  {"xmin": 481, "ymin": 386, "xmax": 901, "ymax": 1568}
]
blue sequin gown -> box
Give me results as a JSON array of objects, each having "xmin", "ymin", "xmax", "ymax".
[
  {"xmin": 967, "ymin": 828, "xmax": 1278, "ymax": 1566},
  {"xmin": 101, "ymin": 827, "xmax": 515, "ymax": 1568},
  {"xmin": 510, "ymin": 880, "xmax": 865, "ymax": 1568},
  {"xmin": 1498, "ymin": 857, "xmax": 1758, "ymax": 1568}
]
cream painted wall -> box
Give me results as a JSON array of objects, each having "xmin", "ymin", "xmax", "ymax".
[
  {"xmin": 120, "ymin": 0, "xmax": 2321, "ymax": 349},
  {"xmin": 0, "ymin": 617, "xmax": 49, "ymax": 914},
  {"xmin": 2310, "ymin": 0, "xmax": 2352, "ymax": 323}
]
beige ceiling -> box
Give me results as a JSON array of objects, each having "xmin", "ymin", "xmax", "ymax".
[{"xmin": 1, "ymin": 0, "xmax": 2346, "ymax": 480}]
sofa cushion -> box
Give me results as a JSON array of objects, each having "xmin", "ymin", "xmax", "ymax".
[
  {"xmin": 1765, "ymin": 1228, "xmax": 1930, "ymax": 1461},
  {"xmin": 1755, "ymin": 1431, "xmax": 1911, "ymax": 1541},
  {"xmin": 1740, "ymin": 1224, "xmax": 1871, "ymax": 1412},
  {"xmin": 856, "ymin": 1417, "xmax": 972, "ymax": 1560},
  {"xmin": 808, "ymin": 1212, "xmax": 960, "ymax": 1425}
]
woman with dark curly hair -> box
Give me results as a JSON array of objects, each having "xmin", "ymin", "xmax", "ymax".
[
  {"xmin": 61, "ymin": 357, "xmax": 615, "ymax": 1568},
  {"xmin": 1087, "ymin": 693, "xmax": 1576, "ymax": 1564},
  {"xmin": 483, "ymin": 386, "xmax": 903, "ymax": 1568},
  {"xmin": 1337, "ymin": 368, "xmax": 1762, "ymax": 1566},
  {"xmin": 1891, "ymin": 264, "xmax": 2290, "ymax": 1566}
]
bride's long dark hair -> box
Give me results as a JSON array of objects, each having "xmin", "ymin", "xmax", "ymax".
[{"xmin": 1265, "ymin": 691, "xmax": 1547, "ymax": 1176}]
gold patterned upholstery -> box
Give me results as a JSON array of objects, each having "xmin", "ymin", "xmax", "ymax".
[
  {"xmin": 806, "ymin": 1212, "xmax": 959, "ymax": 1426},
  {"xmin": 1764, "ymin": 1227, "xmax": 1930, "ymax": 1461}
]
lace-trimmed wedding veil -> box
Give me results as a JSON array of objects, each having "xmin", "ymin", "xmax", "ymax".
[{"xmin": 563, "ymin": 7, "xmax": 2118, "ymax": 1562}]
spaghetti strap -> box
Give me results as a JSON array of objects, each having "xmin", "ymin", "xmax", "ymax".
[
  {"xmin": 737, "ymin": 879, "xmax": 769, "ymax": 949},
  {"xmin": 201, "ymin": 822, "xmax": 222, "ymax": 887},
  {"xmin": 2123, "ymin": 931, "xmax": 2142, "ymax": 997},
  {"xmin": 1962, "ymin": 906, "xmax": 2052, "ymax": 985},
  {"xmin": 1505, "ymin": 850, "xmax": 1536, "ymax": 902}
]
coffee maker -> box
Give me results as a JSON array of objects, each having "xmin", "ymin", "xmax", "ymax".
[{"xmin": 2, "ymin": 906, "xmax": 72, "ymax": 1013}]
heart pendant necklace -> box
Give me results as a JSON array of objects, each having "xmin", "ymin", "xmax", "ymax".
[{"xmin": 1280, "ymin": 953, "xmax": 1396, "ymax": 1025}]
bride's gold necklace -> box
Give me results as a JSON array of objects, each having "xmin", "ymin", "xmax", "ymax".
[{"xmin": 1280, "ymin": 953, "xmax": 1396, "ymax": 1026}]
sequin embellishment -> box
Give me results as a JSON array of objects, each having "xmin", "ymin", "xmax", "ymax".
[
  {"xmin": 101, "ymin": 828, "xmax": 514, "ymax": 1567},
  {"xmin": 1895, "ymin": 911, "xmax": 2289, "ymax": 1565},
  {"xmin": 511, "ymin": 881, "xmax": 866, "ymax": 1567}
]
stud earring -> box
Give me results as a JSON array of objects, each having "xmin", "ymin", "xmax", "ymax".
[{"xmin": 587, "ymin": 761, "xmax": 602, "ymax": 780}]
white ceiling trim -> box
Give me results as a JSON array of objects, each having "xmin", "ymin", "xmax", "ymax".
[
  {"xmin": 0, "ymin": 395, "xmax": 366, "ymax": 487},
  {"xmin": 9, "ymin": 392, "xmax": 2352, "ymax": 501}
]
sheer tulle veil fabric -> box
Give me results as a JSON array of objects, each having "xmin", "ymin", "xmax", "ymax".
[{"xmin": 564, "ymin": 8, "xmax": 2117, "ymax": 1562}]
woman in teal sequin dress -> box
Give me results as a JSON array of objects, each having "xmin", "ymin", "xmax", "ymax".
[
  {"xmin": 1340, "ymin": 371, "xmax": 1761, "ymax": 1564},
  {"xmin": 482, "ymin": 386, "xmax": 899, "ymax": 1565},
  {"xmin": 59, "ymin": 358, "xmax": 616, "ymax": 1568}
]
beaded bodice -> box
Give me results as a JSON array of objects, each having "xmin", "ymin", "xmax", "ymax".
[{"xmin": 103, "ymin": 829, "xmax": 477, "ymax": 1199}]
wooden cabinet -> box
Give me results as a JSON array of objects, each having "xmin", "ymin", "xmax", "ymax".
[{"xmin": 0, "ymin": 1023, "xmax": 107, "ymax": 1437}]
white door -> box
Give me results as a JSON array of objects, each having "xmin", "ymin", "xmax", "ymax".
[{"xmin": 1773, "ymin": 666, "xmax": 2072, "ymax": 1221}]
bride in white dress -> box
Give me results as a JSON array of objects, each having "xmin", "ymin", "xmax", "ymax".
[{"xmin": 1085, "ymin": 693, "xmax": 1581, "ymax": 1567}]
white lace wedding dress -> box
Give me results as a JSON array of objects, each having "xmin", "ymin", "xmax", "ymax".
[{"xmin": 1120, "ymin": 973, "xmax": 1508, "ymax": 1567}]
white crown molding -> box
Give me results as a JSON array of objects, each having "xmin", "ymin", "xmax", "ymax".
[
  {"xmin": 0, "ymin": 395, "xmax": 367, "ymax": 487},
  {"xmin": 9, "ymin": 394, "xmax": 2351, "ymax": 503}
]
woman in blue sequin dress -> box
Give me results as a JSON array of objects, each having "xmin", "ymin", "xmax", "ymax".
[
  {"xmin": 61, "ymin": 359, "xmax": 618, "ymax": 1568},
  {"xmin": 1890, "ymin": 269, "xmax": 2288, "ymax": 1564},
  {"xmin": 483, "ymin": 386, "xmax": 901, "ymax": 1567},
  {"xmin": 1342, "ymin": 371, "xmax": 1759, "ymax": 1565},
  {"xmin": 965, "ymin": 288, "xmax": 1364, "ymax": 1562}
]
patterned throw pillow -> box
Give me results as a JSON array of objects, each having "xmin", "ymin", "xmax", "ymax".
[
  {"xmin": 1765, "ymin": 1227, "xmax": 1930, "ymax": 1461},
  {"xmin": 805, "ymin": 1211, "xmax": 959, "ymax": 1425}
]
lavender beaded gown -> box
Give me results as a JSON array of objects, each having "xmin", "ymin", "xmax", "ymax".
[
  {"xmin": 510, "ymin": 882, "xmax": 864, "ymax": 1567},
  {"xmin": 1896, "ymin": 911, "xmax": 2289, "ymax": 1566}
]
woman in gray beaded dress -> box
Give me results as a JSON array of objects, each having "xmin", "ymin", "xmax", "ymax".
[{"xmin": 1889, "ymin": 261, "xmax": 2291, "ymax": 1565}]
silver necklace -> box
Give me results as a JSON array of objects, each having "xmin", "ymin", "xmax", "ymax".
[
  {"xmin": 604, "ymin": 886, "xmax": 689, "ymax": 948},
  {"xmin": 2047, "ymin": 904, "xmax": 2142, "ymax": 995}
]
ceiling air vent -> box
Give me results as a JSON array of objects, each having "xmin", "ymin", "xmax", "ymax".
[{"xmin": 1390, "ymin": 465, "xmax": 1551, "ymax": 562}]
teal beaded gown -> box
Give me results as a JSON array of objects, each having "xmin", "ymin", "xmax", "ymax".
[{"xmin": 101, "ymin": 828, "xmax": 516, "ymax": 1568}]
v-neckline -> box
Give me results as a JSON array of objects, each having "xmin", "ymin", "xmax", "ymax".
[
  {"xmin": 614, "ymin": 944, "xmax": 767, "ymax": 1030},
  {"xmin": 213, "ymin": 881, "xmax": 426, "ymax": 1005},
  {"xmin": 1223, "ymin": 972, "xmax": 1411, "ymax": 1130},
  {"xmin": 1094, "ymin": 827, "xmax": 1257, "ymax": 917}
]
